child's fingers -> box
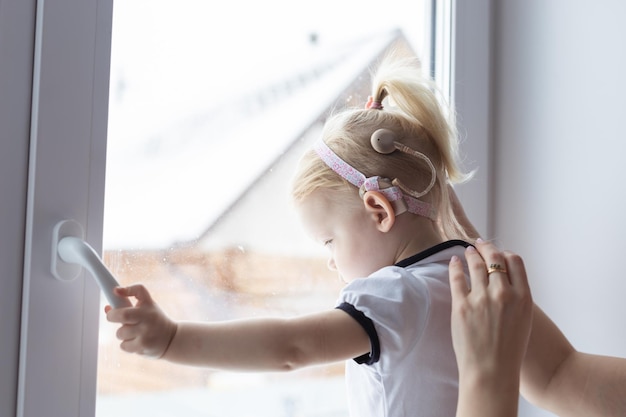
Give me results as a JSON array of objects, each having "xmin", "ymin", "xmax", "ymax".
[
  {"xmin": 115, "ymin": 284, "xmax": 154, "ymax": 305},
  {"xmin": 449, "ymin": 255, "xmax": 469, "ymax": 300},
  {"xmin": 105, "ymin": 286, "xmax": 150, "ymax": 324},
  {"xmin": 105, "ymin": 306, "xmax": 131, "ymax": 324},
  {"xmin": 119, "ymin": 338, "xmax": 142, "ymax": 354},
  {"xmin": 115, "ymin": 323, "xmax": 142, "ymax": 341},
  {"xmin": 107, "ymin": 306, "xmax": 149, "ymax": 325}
]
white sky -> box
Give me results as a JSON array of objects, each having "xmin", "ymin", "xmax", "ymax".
[
  {"xmin": 107, "ymin": 0, "xmax": 425, "ymax": 140},
  {"xmin": 104, "ymin": 0, "xmax": 427, "ymax": 249}
]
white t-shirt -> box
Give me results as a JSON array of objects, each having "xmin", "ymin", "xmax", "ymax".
[{"xmin": 336, "ymin": 240, "xmax": 470, "ymax": 417}]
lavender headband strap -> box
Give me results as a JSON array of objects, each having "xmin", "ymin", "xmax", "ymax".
[{"xmin": 313, "ymin": 140, "xmax": 436, "ymax": 220}]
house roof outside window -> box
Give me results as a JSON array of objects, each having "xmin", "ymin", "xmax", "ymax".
[{"xmin": 104, "ymin": 30, "xmax": 419, "ymax": 253}]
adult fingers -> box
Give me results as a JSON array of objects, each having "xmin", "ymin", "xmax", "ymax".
[
  {"xmin": 464, "ymin": 245, "xmax": 489, "ymax": 292},
  {"xmin": 474, "ymin": 240, "xmax": 510, "ymax": 289},
  {"xmin": 503, "ymin": 250, "xmax": 531, "ymax": 299},
  {"xmin": 449, "ymin": 255, "xmax": 469, "ymax": 301}
]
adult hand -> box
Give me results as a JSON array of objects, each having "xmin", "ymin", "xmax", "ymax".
[{"xmin": 449, "ymin": 240, "xmax": 533, "ymax": 417}]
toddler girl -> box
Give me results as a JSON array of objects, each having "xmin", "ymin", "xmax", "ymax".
[{"xmin": 107, "ymin": 53, "xmax": 475, "ymax": 417}]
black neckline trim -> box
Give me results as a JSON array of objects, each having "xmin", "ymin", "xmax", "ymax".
[{"xmin": 394, "ymin": 240, "xmax": 471, "ymax": 268}]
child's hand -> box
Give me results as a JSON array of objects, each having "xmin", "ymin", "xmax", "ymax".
[
  {"xmin": 105, "ymin": 284, "xmax": 178, "ymax": 359},
  {"xmin": 449, "ymin": 240, "xmax": 533, "ymax": 383}
]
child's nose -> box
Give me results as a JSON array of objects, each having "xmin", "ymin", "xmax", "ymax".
[{"xmin": 327, "ymin": 257, "xmax": 337, "ymax": 271}]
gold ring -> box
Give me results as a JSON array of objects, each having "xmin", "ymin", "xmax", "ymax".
[{"xmin": 487, "ymin": 263, "xmax": 507, "ymax": 275}]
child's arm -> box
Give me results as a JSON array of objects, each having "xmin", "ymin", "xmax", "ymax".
[
  {"xmin": 521, "ymin": 305, "xmax": 626, "ymax": 417},
  {"xmin": 105, "ymin": 284, "xmax": 371, "ymax": 371}
]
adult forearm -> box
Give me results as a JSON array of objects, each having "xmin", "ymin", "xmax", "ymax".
[
  {"xmin": 539, "ymin": 352, "xmax": 626, "ymax": 417},
  {"xmin": 521, "ymin": 305, "xmax": 626, "ymax": 416},
  {"xmin": 456, "ymin": 373, "xmax": 520, "ymax": 417},
  {"xmin": 520, "ymin": 304, "xmax": 575, "ymax": 403}
]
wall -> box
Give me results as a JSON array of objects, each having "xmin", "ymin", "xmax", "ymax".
[{"xmin": 492, "ymin": 2, "xmax": 626, "ymax": 415}]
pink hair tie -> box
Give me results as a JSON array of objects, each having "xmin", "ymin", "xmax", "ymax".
[{"xmin": 365, "ymin": 96, "xmax": 383, "ymax": 110}]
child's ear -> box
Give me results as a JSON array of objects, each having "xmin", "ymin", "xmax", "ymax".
[{"xmin": 362, "ymin": 191, "xmax": 396, "ymax": 232}]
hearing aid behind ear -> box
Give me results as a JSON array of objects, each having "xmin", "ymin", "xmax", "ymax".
[{"xmin": 370, "ymin": 128, "xmax": 437, "ymax": 198}]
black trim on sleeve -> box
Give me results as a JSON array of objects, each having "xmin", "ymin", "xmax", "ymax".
[
  {"xmin": 336, "ymin": 302, "xmax": 380, "ymax": 365},
  {"xmin": 395, "ymin": 239, "xmax": 471, "ymax": 268}
]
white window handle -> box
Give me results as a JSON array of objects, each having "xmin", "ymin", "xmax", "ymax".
[{"xmin": 51, "ymin": 220, "xmax": 132, "ymax": 308}]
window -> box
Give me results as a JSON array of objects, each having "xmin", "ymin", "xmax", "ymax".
[
  {"xmin": 5, "ymin": 1, "xmax": 492, "ymax": 416},
  {"xmin": 98, "ymin": 2, "xmax": 429, "ymax": 416}
]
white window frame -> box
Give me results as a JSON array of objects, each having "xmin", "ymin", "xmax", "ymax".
[
  {"xmin": 426, "ymin": 0, "xmax": 493, "ymax": 237},
  {"xmin": 0, "ymin": 0, "xmax": 37, "ymax": 415},
  {"xmin": 452, "ymin": 0, "xmax": 493, "ymax": 237},
  {"xmin": 1, "ymin": 0, "xmax": 113, "ymax": 416},
  {"xmin": 0, "ymin": 1, "xmax": 491, "ymax": 416}
]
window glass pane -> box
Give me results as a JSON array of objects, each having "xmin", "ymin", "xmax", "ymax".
[{"xmin": 98, "ymin": 1, "xmax": 427, "ymax": 416}]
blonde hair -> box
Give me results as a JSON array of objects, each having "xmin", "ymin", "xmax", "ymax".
[{"xmin": 291, "ymin": 53, "xmax": 473, "ymax": 241}]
